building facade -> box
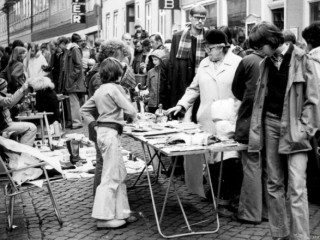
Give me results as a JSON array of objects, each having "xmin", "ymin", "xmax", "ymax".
[
  {"xmin": 0, "ymin": 0, "xmax": 319, "ymax": 46},
  {"xmin": 0, "ymin": 0, "xmax": 100, "ymax": 46}
]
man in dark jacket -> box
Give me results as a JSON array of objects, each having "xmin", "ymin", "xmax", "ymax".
[
  {"xmin": 62, "ymin": 33, "xmax": 86, "ymax": 129},
  {"xmin": 232, "ymin": 49, "xmax": 268, "ymax": 224},
  {"xmin": 168, "ymin": 4, "xmax": 207, "ymax": 117}
]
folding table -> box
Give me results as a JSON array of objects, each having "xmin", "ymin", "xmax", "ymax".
[{"xmin": 126, "ymin": 132, "xmax": 247, "ymax": 238}]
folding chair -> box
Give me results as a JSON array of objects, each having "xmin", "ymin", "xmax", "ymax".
[{"xmin": 0, "ymin": 147, "xmax": 63, "ymax": 230}]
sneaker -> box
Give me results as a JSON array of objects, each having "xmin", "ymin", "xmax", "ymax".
[
  {"xmin": 125, "ymin": 215, "xmax": 138, "ymax": 223},
  {"xmin": 97, "ymin": 219, "xmax": 126, "ymax": 230}
]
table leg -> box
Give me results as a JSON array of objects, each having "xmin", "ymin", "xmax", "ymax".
[
  {"xmin": 143, "ymin": 146, "xmax": 220, "ymax": 238},
  {"xmin": 217, "ymin": 152, "xmax": 224, "ymax": 207},
  {"xmin": 128, "ymin": 145, "xmax": 162, "ymax": 189},
  {"xmin": 40, "ymin": 118, "xmax": 45, "ymax": 144}
]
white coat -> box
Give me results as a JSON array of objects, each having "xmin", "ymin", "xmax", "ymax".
[
  {"xmin": 176, "ymin": 50, "xmax": 242, "ymax": 197},
  {"xmin": 178, "ymin": 49, "xmax": 242, "ymax": 137}
]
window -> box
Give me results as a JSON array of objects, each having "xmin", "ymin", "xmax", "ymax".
[
  {"xmin": 272, "ymin": 8, "xmax": 284, "ymax": 30},
  {"xmin": 114, "ymin": 11, "xmax": 118, "ymax": 38},
  {"xmin": 59, "ymin": 0, "xmax": 66, "ymax": 11},
  {"xmin": 146, "ymin": 1, "xmax": 152, "ymax": 33},
  {"xmin": 159, "ymin": 10, "xmax": 165, "ymax": 37},
  {"xmin": 227, "ymin": 0, "xmax": 246, "ymax": 27},
  {"xmin": 51, "ymin": 0, "xmax": 58, "ymax": 13},
  {"xmin": 310, "ymin": 2, "xmax": 320, "ymax": 23},
  {"xmin": 136, "ymin": 3, "xmax": 140, "ymax": 19},
  {"xmin": 106, "ymin": 14, "xmax": 111, "ymax": 39}
]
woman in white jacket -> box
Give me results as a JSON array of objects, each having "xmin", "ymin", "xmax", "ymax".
[{"xmin": 166, "ymin": 29, "xmax": 242, "ymax": 215}]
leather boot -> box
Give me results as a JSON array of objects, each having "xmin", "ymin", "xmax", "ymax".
[{"xmin": 66, "ymin": 139, "xmax": 81, "ymax": 164}]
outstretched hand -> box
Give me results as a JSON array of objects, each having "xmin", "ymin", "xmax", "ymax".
[{"xmin": 164, "ymin": 105, "xmax": 183, "ymax": 116}]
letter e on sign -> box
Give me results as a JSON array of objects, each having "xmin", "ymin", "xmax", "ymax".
[{"xmin": 73, "ymin": 4, "xmax": 81, "ymax": 13}]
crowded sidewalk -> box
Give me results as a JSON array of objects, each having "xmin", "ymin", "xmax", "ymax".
[{"xmin": 0, "ymin": 128, "xmax": 320, "ymax": 240}]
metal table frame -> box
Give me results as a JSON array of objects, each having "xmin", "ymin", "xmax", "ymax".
[{"xmin": 127, "ymin": 133, "xmax": 247, "ymax": 238}]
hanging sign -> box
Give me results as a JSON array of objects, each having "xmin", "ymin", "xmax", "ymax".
[
  {"xmin": 72, "ymin": 0, "xmax": 86, "ymax": 23},
  {"xmin": 159, "ymin": 0, "xmax": 180, "ymax": 10}
]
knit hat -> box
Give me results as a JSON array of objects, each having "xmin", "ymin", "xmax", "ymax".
[
  {"xmin": 204, "ymin": 29, "xmax": 228, "ymax": 45},
  {"xmin": 0, "ymin": 78, "xmax": 8, "ymax": 91},
  {"xmin": 71, "ymin": 33, "xmax": 82, "ymax": 43}
]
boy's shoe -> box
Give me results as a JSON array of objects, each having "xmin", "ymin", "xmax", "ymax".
[
  {"xmin": 125, "ymin": 215, "xmax": 138, "ymax": 223},
  {"xmin": 97, "ymin": 219, "xmax": 126, "ymax": 230}
]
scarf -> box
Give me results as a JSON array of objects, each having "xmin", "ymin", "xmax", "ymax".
[{"xmin": 176, "ymin": 25, "xmax": 206, "ymax": 72}]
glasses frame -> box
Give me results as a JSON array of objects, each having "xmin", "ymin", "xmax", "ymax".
[
  {"xmin": 204, "ymin": 44, "xmax": 225, "ymax": 52},
  {"xmin": 192, "ymin": 15, "xmax": 207, "ymax": 22}
]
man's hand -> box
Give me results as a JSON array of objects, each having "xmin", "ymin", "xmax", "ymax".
[{"xmin": 164, "ymin": 105, "xmax": 183, "ymax": 116}]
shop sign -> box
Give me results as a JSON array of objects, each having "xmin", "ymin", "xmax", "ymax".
[
  {"xmin": 159, "ymin": 0, "xmax": 180, "ymax": 10},
  {"xmin": 72, "ymin": 0, "xmax": 86, "ymax": 23}
]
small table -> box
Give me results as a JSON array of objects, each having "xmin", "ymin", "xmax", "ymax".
[
  {"xmin": 126, "ymin": 131, "xmax": 247, "ymax": 238},
  {"xmin": 16, "ymin": 112, "xmax": 53, "ymax": 144}
]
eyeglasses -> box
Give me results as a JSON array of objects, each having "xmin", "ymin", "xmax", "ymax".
[
  {"xmin": 204, "ymin": 44, "xmax": 225, "ymax": 52},
  {"xmin": 192, "ymin": 16, "xmax": 206, "ymax": 21}
]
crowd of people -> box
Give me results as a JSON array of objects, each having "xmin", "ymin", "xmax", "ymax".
[{"xmin": 0, "ymin": 3, "xmax": 320, "ymax": 240}]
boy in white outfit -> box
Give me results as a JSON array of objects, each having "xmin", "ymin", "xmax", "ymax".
[{"xmin": 80, "ymin": 57, "xmax": 137, "ymax": 229}]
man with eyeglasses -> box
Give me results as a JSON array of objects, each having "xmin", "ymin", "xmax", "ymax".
[{"xmin": 168, "ymin": 4, "xmax": 207, "ymax": 111}]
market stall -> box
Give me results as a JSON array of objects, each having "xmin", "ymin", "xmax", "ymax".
[{"xmin": 123, "ymin": 120, "xmax": 247, "ymax": 238}]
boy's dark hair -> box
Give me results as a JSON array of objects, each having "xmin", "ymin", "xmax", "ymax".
[
  {"xmin": 283, "ymin": 30, "xmax": 296, "ymax": 44},
  {"xmin": 99, "ymin": 58, "xmax": 123, "ymax": 84},
  {"xmin": 71, "ymin": 33, "xmax": 82, "ymax": 43},
  {"xmin": 190, "ymin": 4, "xmax": 207, "ymax": 16},
  {"xmin": 57, "ymin": 37, "xmax": 69, "ymax": 45},
  {"xmin": 302, "ymin": 22, "xmax": 320, "ymax": 49},
  {"xmin": 249, "ymin": 22, "xmax": 284, "ymax": 50}
]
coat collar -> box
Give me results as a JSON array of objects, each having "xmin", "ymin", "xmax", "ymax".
[{"xmin": 201, "ymin": 50, "xmax": 235, "ymax": 78}]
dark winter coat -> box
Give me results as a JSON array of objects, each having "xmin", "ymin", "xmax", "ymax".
[
  {"xmin": 168, "ymin": 30, "xmax": 196, "ymax": 107},
  {"xmin": 232, "ymin": 51, "xmax": 265, "ymax": 143},
  {"xmin": 63, "ymin": 43, "xmax": 86, "ymax": 93}
]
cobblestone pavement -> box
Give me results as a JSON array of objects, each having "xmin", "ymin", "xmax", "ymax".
[{"xmin": 1, "ymin": 128, "xmax": 320, "ymax": 240}]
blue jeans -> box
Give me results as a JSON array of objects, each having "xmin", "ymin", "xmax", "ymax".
[
  {"xmin": 264, "ymin": 113, "xmax": 309, "ymax": 240},
  {"xmin": 237, "ymin": 151, "xmax": 268, "ymax": 222}
]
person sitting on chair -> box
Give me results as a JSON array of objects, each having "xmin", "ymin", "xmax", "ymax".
[{"xmin": 0, "ymin": 78, "xmax": 37, "ymax": 146}]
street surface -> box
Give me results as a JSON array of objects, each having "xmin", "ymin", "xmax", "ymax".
[{"xmin": 1, "ymin": 128, "xmax": 319, "ymax": 240}]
